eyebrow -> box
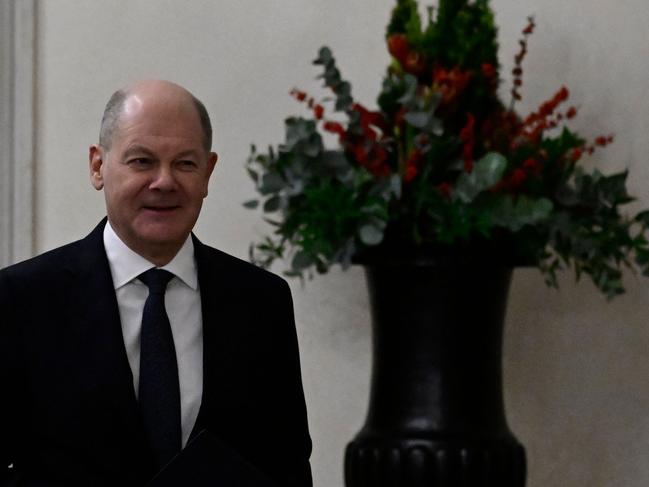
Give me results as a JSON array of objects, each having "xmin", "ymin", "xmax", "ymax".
[
  {"xmin": 122, "ymin": 145, "xmax": 201, "ymax": 160},
  {"xmin": 173, "ymin": 149, "xmax": 201, "ymax": 159},
  {"xmin": 122, "ymin": 145, "xmax": 157, "ymax": 159}
]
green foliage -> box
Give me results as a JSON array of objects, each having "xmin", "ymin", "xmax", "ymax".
[
  {"xmin": 490, "ymin": 195, "xmax": 553, "ymax": 232},
  {"xmin": 453, "ymin": 153, "xmax": 506, "ymax": 203},
  {"xmin": 314, "ymin": 47, "xmax": 353, "ymax": 111},
  {"xmin": 433, "ymin": 0, "xmax": 499, "ymax": 69},
  {"xmin": 246, "ymin": 114, "xmax": 392, "ymax": 277},
  {"xmin": 388, "ymin": 0, "xmax": 499, "ymax": 70},
  {"xmin": 387, "ymin": 0, "xmax": 422, "ymax": 38},
  {"xmin": 243, "ymin": 0, "xmax": 649, "ymax": 298}
]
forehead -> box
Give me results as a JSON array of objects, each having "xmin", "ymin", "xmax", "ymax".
[{"xmin": 113, "ymin": 94, "xmax": 204, "ymax": 150}]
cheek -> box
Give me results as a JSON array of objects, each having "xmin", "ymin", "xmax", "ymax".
[
  {"xmin": 105, "ymin": 179, "xmax": 145, "ymax": 209},
  {"xmin": 180, "ymin": 177, "xmax": 210, "ymax": 203}
]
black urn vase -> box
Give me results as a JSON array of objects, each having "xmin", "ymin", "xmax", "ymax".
[{"xmin": 344, "ymin": 259, "xmax": 526, "ymax": 487}]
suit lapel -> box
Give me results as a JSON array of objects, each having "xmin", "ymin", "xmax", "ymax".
[
  {"xmin": 189, "ymin": 236, "xmax": 242, "ymax": 439},
  {"xmin": 64, "ymin": 226, "xmax": 234, "ymax": 447},
  {"xmin": 63, "ymin": 220, "xmax": 146, "ymax": 444}
]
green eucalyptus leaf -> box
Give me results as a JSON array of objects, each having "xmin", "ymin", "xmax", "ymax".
[
  {"xmin": 491, "ymin": 195, "xmax": 554, "ymax": 232},
  {"xmin": 453, "ymin": 152, "xmax": 507, "ymax": 203},
  {"xmin": 259, "ymin": 172, "xmax": 285, "ymax": 194},
  {"xmin": 262, "ymin": 217, "xmax": 282, "ymax": 227},
  {"xmin": 635, "ymin": 247, "xmax": 649, "ymax": 266},
  {"xmin": 263, "ymin": 196, "xmax": 281, "ymax": 213},
  {"xmin": 360, "ymin": 203, "xmax": 384, "ymax": 217},
  {"xmin": 282, "ymin": 117, "xmax": 318, "ymax": 153},
  {"xmin": 321, "ymin": 150, "xmax": 348, "ymax": 169},
  {"xmin": 397, "ymin": 74, "xmax": 418, "ymax": 104},
  {"xmin": 320, "ymin": 150, "xmax": 352, "ymax": 181},
  {"xmin": 555, "ymin": 183, "xmax": 579, "ymax": 207},
  {"xmin": 314, "ymin": 46, "xmax": 333, "ymax": 65},
  {"xmin": 334, "ymin": 81, "xmax": 351, "ymax": 97},
  {"xmin": 285, "ymin": 179, "xmax": 304, "ymax": 197},
  {"xmin": 243, "ymin": 199, "xmax": 259, "ymax": 209},
  {"xmin": 292, "ymin": 251, "xmax": 314, "ymax": 270},
  {"xmin": 635, "ymin": 210, "xmax": 649, "ymax": 227},
  {"xmin": 359, "ymin": 221, "xmax": 386, "ymax": 246},
  {"xmin": 335, "ymin": 96, "xmax": 353, "ymax": 111},
  {"xmin": 302, "ymin": 144, "xmax": 319, "ymax": 158},
  {"xmin": 403, "ymin": 111, "xmax": 430, "ymax": 128},
  {"xmin": 429, "ymin": 117, "xmax": 443, "ymax": 136},
  {"xmin": 389, "ymin": 174, "xmax": 402, "ymax": 199},
  {"xmin": 322, "ymin": 67, "xmax": 341, "ymax": 85},
  {"xmin": 599, "ymin": 171, "xmax": 632, "ymax": 206},
  {"xmin": 246, "ymin": 168, "xmax": 259, "ymax": 183}
]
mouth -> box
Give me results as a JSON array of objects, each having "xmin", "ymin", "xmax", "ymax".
[{"xmin": 142, "ymin": 205, "xmax": 181, "ymax": 214}]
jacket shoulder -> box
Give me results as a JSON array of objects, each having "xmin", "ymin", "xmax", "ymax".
[
  {"xmin": 0, "ymin": 239, "xmax": 86, "ymax": 282},
  {"xmin": 194, "ymin": 241, "xmax": 290, "ymax": 292}
]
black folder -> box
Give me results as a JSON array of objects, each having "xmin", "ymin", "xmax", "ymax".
[{"xmin": 146, "ymin": 430, "xmax": 277, "ymax": 486}]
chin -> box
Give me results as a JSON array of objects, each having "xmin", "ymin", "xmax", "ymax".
[
  {"xmin": 144, "ymin": 230, "xmax": 187, "ymax": 243},
  {"xmin": 135, "ymin": 226, "xmax": 190, "ymax": 249}
]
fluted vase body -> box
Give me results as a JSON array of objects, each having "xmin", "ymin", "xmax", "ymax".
[{"xmin": 344, "ymin": 260, "xmax": 526, "ymax": 487}]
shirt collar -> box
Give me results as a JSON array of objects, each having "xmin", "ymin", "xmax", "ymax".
[{"xmin": 103, "ymin": 221, "xmax": 198, "ymax": 291}]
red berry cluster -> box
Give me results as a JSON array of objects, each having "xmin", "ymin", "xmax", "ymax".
[
  {"xmin": 432, "ymin": 66, "xmax": 473, "ymax": 106},
  {"xmin": 343, "ymin": 103, "xmax": 392, "ymax": 177},
  {"xmin": 493, "ymin": 157, "xmax": 542, "ymax": 193},
  {"xmin": 436, "ymin": 182, "xmax": 452, "ymax": 199},
  {"xmin": 290, "ymin": 88, "xmax": 324, "ymax": 119},
  {"xmin": 516, "ymin": 86, "xmax": 574, "ymax": 145},
  {"xmin": 291, "ymin": 88, "xmax": 393, "ymax": 178},
  {"xmin": 510, "ymin": 16, "xmax": 535, "ymax": 105},
  {"xmin": 404, "ymin": 149, "xmax": 423, "ymax": 183},
  {"xmin": 387, "ymin": 34, "xmax": 427, "ymax": 77},
  {"xmin": 571, "ymin": 134, "xmax": 615, "ymax": 162}
]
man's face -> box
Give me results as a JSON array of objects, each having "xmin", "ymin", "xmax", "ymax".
[{"xmin": 89, "ymin": 92, "xmax": 217, "ymax": 262}]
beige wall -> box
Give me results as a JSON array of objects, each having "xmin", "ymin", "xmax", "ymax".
[{"xmin": 34, "ymin": 1, "xmax": 649, "ymax": 485}]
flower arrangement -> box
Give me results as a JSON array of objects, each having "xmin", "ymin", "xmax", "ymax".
[{"xmin": 244, "ymin": 0, "xmax": 649, "ymax": 298}]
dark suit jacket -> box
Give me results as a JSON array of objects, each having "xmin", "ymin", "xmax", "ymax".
[{"xmin": 0, "ymin": 220, "xmax": 312, "ymax": 486}]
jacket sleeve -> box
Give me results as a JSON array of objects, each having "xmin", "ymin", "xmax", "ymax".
[
  {"xmin": 273, "ymin": 279, "xmax": 313, "ymax": 487},
  {"xmin": 243, "ymin": 275, "xmax": 313, "ymax": 487},
  {"xmin": 0, "ymin": 269, "xmax": 24, "ymax": 485}
]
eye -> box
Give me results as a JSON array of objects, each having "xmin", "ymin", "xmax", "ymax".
[
  {"xmin": 127, "ymin": 157, "xmax": 152, "ymax": 168},
  {"xmin": 178, "ymin": 160, "xmax": 198, "ymax": 170}
]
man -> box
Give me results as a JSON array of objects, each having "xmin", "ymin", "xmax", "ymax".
[{"xmin": 0, "ymin": 80, "xmax": 312, "ymax": 486}]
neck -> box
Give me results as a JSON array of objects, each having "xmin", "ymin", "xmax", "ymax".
[
  {"xmin": 129, "ymin": 241, "xmax": 182, "ymax": 267},
  {"xmin": 141, "ymin": 250, "xmax": 177, "ymax": 267},
  {"xmin": 107, "ymin": 221, "xmax": 186, "ymax": 267}
]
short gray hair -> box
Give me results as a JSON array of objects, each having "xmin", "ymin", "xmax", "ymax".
[{"xmin": 98, "ymin": 89, "xmax": 213, "ymax": 151}]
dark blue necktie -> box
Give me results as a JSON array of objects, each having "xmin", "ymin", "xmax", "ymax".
[{"xmin": 138, "ymin": 268, "xmax": 181, "ymax": 469}]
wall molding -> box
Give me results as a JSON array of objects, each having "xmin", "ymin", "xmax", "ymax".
[{"xmin": 0, "ymin": 0, "xmax": 36, "ymax": 267}]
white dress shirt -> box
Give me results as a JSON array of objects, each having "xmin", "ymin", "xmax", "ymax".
[{"xmin": 103, "ymin": 222, "xmax": 203, "ymax": 447}]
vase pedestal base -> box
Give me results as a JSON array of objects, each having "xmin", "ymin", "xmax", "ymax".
[{"xmin": 345, "ymin": 436, "xmax": 526, "ymax": 487}]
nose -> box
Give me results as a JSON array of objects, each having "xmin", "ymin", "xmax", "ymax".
[{"xmin": 149, "ymin": 165, "xmax": 177, "ymax": 191}]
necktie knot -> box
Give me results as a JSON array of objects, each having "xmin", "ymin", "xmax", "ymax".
[{"xmin": 139, "ymin": 269, "xmax": 174, "ymax": 295}]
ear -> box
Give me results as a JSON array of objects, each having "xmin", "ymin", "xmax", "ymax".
[
  {"xmin": 202, "ymin": 151, "xmax": 218, "ymax": 197},
  {"xmin": 89, "ymin": 144, "xmax": 105, "ymax": 190}
]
